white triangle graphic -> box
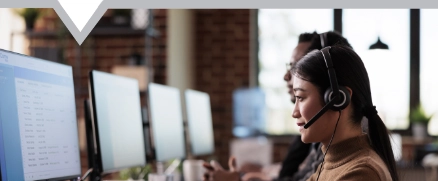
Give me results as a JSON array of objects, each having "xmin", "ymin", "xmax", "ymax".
[{"xmin": 58, "ymin": 0, "xmax": 103, "ymax": 32}]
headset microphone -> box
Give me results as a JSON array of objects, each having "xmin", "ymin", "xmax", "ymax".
[
  {"xmin": 303, "ymin": 94, "xmax": 339, "ymax": 129},
  {"xmin": 303, "ymin": 45, "xmax": 350, "ymax": 129}
]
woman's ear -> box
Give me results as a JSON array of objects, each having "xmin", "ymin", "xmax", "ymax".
[{"xmin": 345, "ymin": 86, "xmax": 353, "ymax": 98}]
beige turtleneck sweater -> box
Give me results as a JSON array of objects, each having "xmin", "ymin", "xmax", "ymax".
[{"xmin": 306, "ymin": 134, "xmax": 393, "ymax": 181}]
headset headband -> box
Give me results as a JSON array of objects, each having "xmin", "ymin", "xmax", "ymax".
[{"xmin": 303, "ymin": 46, "xmax": 342, "ymax": 129}]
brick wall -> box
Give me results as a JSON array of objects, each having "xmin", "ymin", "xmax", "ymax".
[
  {"xmin": 192, "ymin": 9, "xmax": 293, "ymax": 166},
  {"xmin": 150, "ymin": 9, "xmax": 168, "ymax": 84},
  {"xmin": 193, "ymin": 9, "xmax": 251, "ymax": 167}
]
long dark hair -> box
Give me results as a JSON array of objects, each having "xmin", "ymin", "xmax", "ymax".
[{"xmin": 292, "ymin": 45, "xmax": 399, "ymax": 181}]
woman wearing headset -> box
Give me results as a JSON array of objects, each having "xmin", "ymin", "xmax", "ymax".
[{"xmin": 291, "ymin": 45, "xmax": 398, "ymax": 181}]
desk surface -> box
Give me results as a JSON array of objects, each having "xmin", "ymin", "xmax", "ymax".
[{"xmin": 402, "ymin": 136, "xmax": 435, "ymax": 145}]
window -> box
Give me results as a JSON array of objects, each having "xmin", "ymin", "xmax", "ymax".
[
  {"xmin": 343, "ymin": 9, "xmax": 410, "ymax": 130},
  {"xmin": 420, "ymin": 9, "xmax": 438, "ymax": 135},
  {"xmin": 258, "ymin": 9, "xmax": 333, "ymax": 135},
  {"xmin": 0, "ymin": 8, "xmax": 26, "ymax": 54}
]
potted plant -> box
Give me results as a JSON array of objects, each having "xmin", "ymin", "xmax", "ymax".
[
  {"xmin": 15, "ymin": 8, "xmax": 41, "ymax": 31},
  {"xmin": 119, "ymin": 164, "xmax": 152, "ymax": 180},
  {"xmin": 410, "ymin": 104, "xmax": 432, "ymax": 141}
]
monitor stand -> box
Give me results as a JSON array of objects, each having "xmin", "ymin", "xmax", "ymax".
[
  {"xmin": 84, "ymin": 99, "xmax": 103, "ymax": 181},
  {"xmin": 147, "ymin": 161, "xmax": 177, "ymax": 181}
]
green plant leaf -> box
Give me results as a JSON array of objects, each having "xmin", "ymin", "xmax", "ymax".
[{"xmin": 410, "ymin": 104, "xmax": 433, "ymax": 124}]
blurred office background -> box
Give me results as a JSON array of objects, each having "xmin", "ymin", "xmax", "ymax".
[{"xmin": 1, "ymin": 8, "xmax": 438, "ymax": 181}]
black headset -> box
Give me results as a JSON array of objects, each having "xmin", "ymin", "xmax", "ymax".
[{"xmin": 303, "ymin": 33, "xmax": 351, "ymax": 129}]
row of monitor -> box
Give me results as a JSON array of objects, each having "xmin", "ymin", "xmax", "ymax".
[{"xmin": 0, "ymin": 49, "xmax": 214, "ymax": 181}]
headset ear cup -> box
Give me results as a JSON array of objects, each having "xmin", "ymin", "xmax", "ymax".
[
  {"xmin": 324, "ymin": 86, "xmax": 351, "ymax": 111},
  {"xmin": 338, "ymin": 86, "xmax": 351, "ymax": 110},
  {"xmin": 324, "ymin": 88, "xmax": 333, "ymax": 107}
]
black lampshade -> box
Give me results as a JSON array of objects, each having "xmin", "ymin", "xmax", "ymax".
[{"xmin": 369, "ymin": 37, "xmax": 389, "ymax": 50}]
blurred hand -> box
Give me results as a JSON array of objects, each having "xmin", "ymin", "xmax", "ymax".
[
  {"xmin": 203, "ymin": 156, "xmax": 240, "ymax": 181},
  {"xmin": 239, "ymin": 163, "xmax": 263, "ymax": 173}
]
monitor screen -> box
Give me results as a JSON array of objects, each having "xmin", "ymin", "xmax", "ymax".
[
  {"xmin": 89, "ymin": 70, "xmax": 146, "ymax": 173},
  {"xmin": 0, "ymin": 49, "xmax": 81, "ymax": 181},
  {"xmin": 232, "ymin": 87, "xmax": 266, "ymax": 137},
  {"xmin": 148, "ymin": 83, "xmax": 185, "ymax": 162},
  {"xmin": 185, "ymin": 89, "xmax": 214, "ymax": 156}
]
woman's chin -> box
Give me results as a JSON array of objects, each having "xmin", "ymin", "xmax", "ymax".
[{"xmin": 300, "ymin": 135, "xmax": 312, "ymax": 144}]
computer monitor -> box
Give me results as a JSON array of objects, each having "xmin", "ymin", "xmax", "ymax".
[
  {"xmin": 88, "ymin": 70, "xmax": 146, "ymax": 174},
  {"xmin": 148, "ymin": 83, "xmax": 186, "ymax": 162},
  {"xmin": 184, "ymin": 89, "xmax": 214, "ymax": 156},
  {"xmin": 0, "ymin": 49, "xmax": 81, "ymax": 181},
  {"xmin": 232, "ymin": 87, "xmax": 266, "ymax": 137}
]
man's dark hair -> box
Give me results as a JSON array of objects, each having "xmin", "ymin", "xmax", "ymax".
[
  {"xmin": 307, "ymin": 31, "xmax": 353, "ymax": 52},
  {"xmin": 298, "ymin": 32, "xmax": 318, "ymax": 43}
]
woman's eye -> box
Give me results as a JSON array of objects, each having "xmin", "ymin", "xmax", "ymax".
[{"xmin": 295, "ymin": 96, "xmax": 303, "ymax": 101}]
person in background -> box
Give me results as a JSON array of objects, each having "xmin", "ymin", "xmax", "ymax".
[{"xmin": 203, "ymin": 31, "xmax": 353, "ymax": 181}]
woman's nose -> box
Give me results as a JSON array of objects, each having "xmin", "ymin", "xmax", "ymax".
[{"xmin": 292, "ymin": 104, "xmax": 300, "ymax": 118}]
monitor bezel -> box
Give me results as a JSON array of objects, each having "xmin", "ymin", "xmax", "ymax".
[
  {"xmin": 184, "ymin": 89, "xmax": 215, "ymax": 156},
  {"xmin": 0, "ymin": 48, "xmax": 82, "ymax": 181},
  {"xmin": 147, "ymin": 83, "xmax": 187, "ymax": 162},
  {"xmin": 88, "ymin": 70, "xmax": 146, "ymax": 174}
]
